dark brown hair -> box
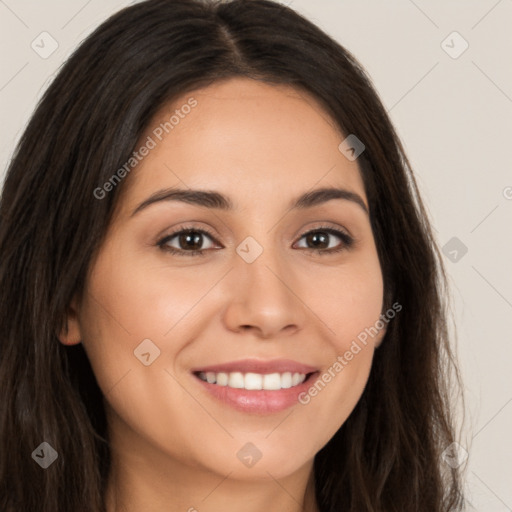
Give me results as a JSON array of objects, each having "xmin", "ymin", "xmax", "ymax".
[{"xmin": 0, "ymin": 0, "xmax": 466, "ymax": 510}]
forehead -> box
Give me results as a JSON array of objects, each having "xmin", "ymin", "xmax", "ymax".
[{"xmin": 120, "ymin": 77, "xmax": 367, "ymax": 210}]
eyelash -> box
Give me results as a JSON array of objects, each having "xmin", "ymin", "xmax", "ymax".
[{"xmin": 156, "ymin": 224, "xmax": 355, "ymax": 257}]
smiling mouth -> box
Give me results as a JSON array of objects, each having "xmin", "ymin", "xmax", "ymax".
[{"xmin": 193, "ymin": 371, "xmax": 316, "ymax": 391}]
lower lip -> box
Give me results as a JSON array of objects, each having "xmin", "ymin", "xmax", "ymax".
[{"xmin": 192, "ymin": 372, "xmax": 319, "ymax": 414}]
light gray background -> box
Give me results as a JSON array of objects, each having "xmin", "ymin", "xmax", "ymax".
[{"xmin": 1, "ymin": 1, "xmax": 511, "ymax": 510}]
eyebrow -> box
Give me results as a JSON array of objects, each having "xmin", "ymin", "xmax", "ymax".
[{"xmin": 130, "ymin": 186, "xmax": 369, "ymax": 217}]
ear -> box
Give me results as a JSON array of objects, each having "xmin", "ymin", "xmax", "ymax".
[
  {"xmin": 57, "ymin": 294, "xmax": 82, "ymax": 346},
  {"xmin": 374, "ymin": 311, "xmax": 389, "ymax": 349},
  {"xmin": 374, "ymin": 325, "xmax": 386, "ymax": 349},
  {"xmin": 375, "ymin": 290, "xmax": 395, "ymax": 349}
]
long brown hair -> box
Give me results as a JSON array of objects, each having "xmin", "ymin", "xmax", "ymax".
[{"xmin": 0, "ymin": 0, "xmax": 466, "ymax": 510}]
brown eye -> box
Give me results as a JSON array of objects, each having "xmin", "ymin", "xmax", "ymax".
[
  {"xmin": 158, "ymin": 228, "xmax": 219, "ymax": 256},
  {"xmin": 176, "ymin": 231, "xmax": 206, "ymax": 250},
  {"xmin": 294, "ymin": 228, "xmax": 354, "ymax": 254},
  {"xmin": 304, "ymin": 231, "xmax": 330, "ymax": 249}
]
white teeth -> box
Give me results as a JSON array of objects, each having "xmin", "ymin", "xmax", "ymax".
[
  {"xmin": 244, "ymin": 373, "xmax": 263, "ymax": 390},
  {"xmin": 263, "ymin": 373, "xmax": 281, "ymax": 390},
  {"xmin": 216, "ymin": 372, "xmax": 229, "ymax": 386},
  {"xmin": 197, "ymin": 371, "xmax": 308, "ymax": 390},
  {"xmin": 281, "ymin": 372, "xmax": 292, "ymax": 389},
  {"xmin": 228, "ymin": 372, "xmax": 245, "ymax": 388}
]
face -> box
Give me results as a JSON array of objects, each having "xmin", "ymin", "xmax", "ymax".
[{"xmin": 62, "ymin": 77, "xmax": 385, "ymax": 481}]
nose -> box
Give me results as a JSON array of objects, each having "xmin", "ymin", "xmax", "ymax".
[{"xmin": 222, "ymin": 245, "xmax": 304, "ymax": 339}]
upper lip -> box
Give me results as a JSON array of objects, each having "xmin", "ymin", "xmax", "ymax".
[{"xmin": 191, "ymin": 358, "xmax": 318, "ymax": 375}]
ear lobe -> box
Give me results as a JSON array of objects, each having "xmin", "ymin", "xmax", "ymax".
[
  {"xmin": 57, "ymin": 295, "xmax": 82, "ymax": 346},
  {"xmin": 374, "ymin": 324, "xmax": 387, "ymax": 349}
]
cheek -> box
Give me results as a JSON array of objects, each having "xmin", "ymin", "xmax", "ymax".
[
  {"xmin": 304, "ymin": 254, "xmax": 384, "ymax": 351},
  {"xmin": 82, "ymin": 244, "xmax": 211, "ymax": 342},
  {"xmin": 292, "ymin": 253, "xmax": 384, "ymax": 431},
  {"xmin": 78, "ymin": 243, "xmax": 227, "ymax": 392},
  {"xmin": 77, "ymin": 251, "xmax": 214, "ymax": 462}
]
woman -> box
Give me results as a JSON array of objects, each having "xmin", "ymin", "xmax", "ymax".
[{"xmin": 0, "ymin": 0, "xmax": 466, "ymax": 510}]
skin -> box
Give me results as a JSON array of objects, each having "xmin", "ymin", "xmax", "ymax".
[{"xmin": 59, "ymin": 77, "xmax": 386, "ymax": 512}]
